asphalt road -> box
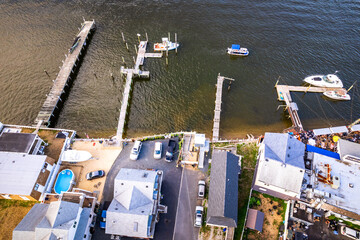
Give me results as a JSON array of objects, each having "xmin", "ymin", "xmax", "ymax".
[{"xmin": 92, "ymin": 139, "xmax": 183, "ymax": 240}]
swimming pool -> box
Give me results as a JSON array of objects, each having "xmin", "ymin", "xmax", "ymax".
[{"xmin": 54, "ymin": 169, "xmax": 75, "ymax": 194}]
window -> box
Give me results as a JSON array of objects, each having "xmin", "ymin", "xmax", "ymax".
[
  {"xmin": 34, "ymin": 184, "xmax": 39, "ymax": 191},
  {"xmin": 133, "ymin": 222, "xmax": 138, "ymax": 232}
]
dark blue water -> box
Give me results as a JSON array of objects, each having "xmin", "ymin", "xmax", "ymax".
[{"xmin": 0, "ymin": 1, "xmax": 359, "ymax": 138}]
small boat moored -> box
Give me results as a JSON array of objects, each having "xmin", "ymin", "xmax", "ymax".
[
  {"xmin": 303, "ymin": 74, "xmax": 343, "ymax": 88},
  {"xmin": 323, "ymin": 89, "xmax": 350, "ymax": 101},
  {"xmin": 227, "ymin": 44, "xmax": 249, "ymax": 56},
  {"xmin": 69, "ymin": 36, "xmax": 81, "ymax": 53},
  {"xmin": 154, "ymin": 37, "xmax": 179, "ymax": 51}
]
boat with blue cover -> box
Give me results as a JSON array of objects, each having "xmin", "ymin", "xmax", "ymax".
[{"xmin": 227, "ymin": 44, "xmax": 249, "ymax": 56}]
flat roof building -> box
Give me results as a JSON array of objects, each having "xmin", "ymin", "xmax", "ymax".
[
  {"xmin": 0, "ymin": 132, "xmax": 43, "ymax": 155},
  {"xmin": 0, "ymin": 152, "xmax": 55, "ymax": 201}
]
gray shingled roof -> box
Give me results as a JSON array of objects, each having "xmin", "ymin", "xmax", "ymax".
[
  {"xmin": 13, "ymin": 204, "xmax": 49, "ymax": 240},
  {"xmin": 263, "ymin": 132, "xmax": 305, "ymax": 169},
  {"xmin": 246, "ymin": 209, "xmax": 264, "ymax": 232},
  {"xmin": 207, "ymin": 150, "xmax": 239, "ymax": 228},
  {"xmin": 0, "ymin": 132, "xmax": 36, "ymax": 153}
]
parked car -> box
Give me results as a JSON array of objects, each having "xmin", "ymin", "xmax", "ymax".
[
  {"xmin": 100, "ymin": 210, "xmax": 107, "ymax": 229},
  {"xmin": 165, "ymin": 140, "xmax": 177, "ymax": 162},
  {"xmin": 130, "ymin": 140, "xmax": 142, "ymax": 160},
  {"xmin": 198, "ymin": 180, "xmax": 205, "ymax": 198},
  {"xmin": 154, "ymin": 142, "xmax": 162, "ymax": 159},
  {"xmin": 194, "ymin": 206, "xmax": 204, "ymax": 227},
  {"xmin": 86, "ymin": 170, "xmax": 105, "ymax": 180},
  {"xmin": 341, "ymin": 226, "xmax": 360, "ymax": 239}
]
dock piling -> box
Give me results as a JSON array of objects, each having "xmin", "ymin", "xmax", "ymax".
[
  {"xmin": 134, "ymin": 44, "xmax": 138, "ymax": 54},
  {"xmin": 168, "ymin": 32, "xmax": 170, "ymax": 41},
  {"xmin": 125, "ymin": 42, "xmax": 129, "ymax": 51},
  {"xmin": 133, "ymin": 56, "xmax": 136, "ymax": 64},
  {"xmin": 145, "ymin": 32, "xmax": 148, "ymax": 42},
  {"xmin": 121, "ymin": 32, "xmax": 126, "ymax": 43},
  {"xmin": 175, "ymin": 33, "xmax": 178, "ymax": 54}
]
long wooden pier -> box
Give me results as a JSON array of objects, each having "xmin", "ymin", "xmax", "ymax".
[
  {"xmin": 275, "ymin": 84, "xmax": 346, "ymax": 131},
  {"xmin": 212, "ymin": 74, "xmax": 234, "ymax": 142},
  {"xmin": 34, "ymin": 20, "xmax": 96, "ymax": 127},
  {"xmin": 116, "ymin": 41, "xmax": 162, "ymax": 140}
]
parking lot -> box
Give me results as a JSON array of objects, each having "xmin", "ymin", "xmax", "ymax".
[{"xmin": 92, "ymin": 138, "xmax": 204, "ymax": 240}]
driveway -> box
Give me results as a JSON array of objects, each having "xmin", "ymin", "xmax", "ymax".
[
  {"xmin": 92, "ymin": 139, "xmax": 182, "ymax": 240},
  {"xmin": 173, "ymin": 167, "xmax": 205, "ymax": 240}
]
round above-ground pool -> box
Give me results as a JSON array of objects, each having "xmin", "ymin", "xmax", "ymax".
[{"xmin": 54, "ymin": 169, "xmax": 75, "ymax": 194}]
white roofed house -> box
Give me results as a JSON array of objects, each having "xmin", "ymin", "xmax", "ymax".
[
  {"xmin": 253, "ymin": 132, "xmax": 306, "ymax": 199},
  {"xmin": 13, "ymin": 189, "xmax": 98, "ymax": 240},
  {"xmin": 105, "ymin": 168, "xmax": 166, "ymax": 239},
  {"xmin": 0, "ymin": 152, "xmax": 55, "ymax": 201}
]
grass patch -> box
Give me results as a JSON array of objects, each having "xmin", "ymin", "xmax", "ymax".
[
  {"xmin": 0, "ymin": 199, "xmax": 38, "ymax": 209},
  {"xmin": 0, "ymin": 200, "xmax": 38, "ymax": 240},
  {"xmin": 328, "ymin": 215, "xmax": 360, "ymax": 231},
  {"xmin": 234, "ymin": 143, "xmax": 259, "ymax": 240}
]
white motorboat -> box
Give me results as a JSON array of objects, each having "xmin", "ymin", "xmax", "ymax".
[
  {"xmin": 227, "ymin": 44, "xmax": 249, "ymax": 56},
  {"xmin": 154, "ymin": 37, "xmax": 179, "ymax": 51},
  {"xmin": 61, "ymin": 150, "xmax": 93, "ymax": 163},
  {"xmin": 303, "ymin": 74, "xmax": 343, "ymax": 88},
  {"xmin": 323, "ymin": 89, "xmax": 350, "ymax": 101}
]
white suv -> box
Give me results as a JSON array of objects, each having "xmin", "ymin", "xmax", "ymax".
[
  {"xmin": 194, "ymin": 206, "xmax": 203, "ymax": 227},
  {"xmin": 130, "ymin": 140, "xmax": 142, "ymax": 160},
  {"xmin": 198, "ymin": 180, "xmax": 205, "ymax": 198},
  {"xmin": 154, "ymin": 142, "xmax": 162, "ymax": 159}
]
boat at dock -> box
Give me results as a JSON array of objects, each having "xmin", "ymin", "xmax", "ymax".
[
  {"xmin": 303, "ymin": 74, "xmax": 343, "ymax": 88},
  {"xmin": 227, "ymin": 44, "xmax": 249, "ymax": 56},
  {"xmin": 154, "ymin": 37, "xmax": 179, "ymax": 51},
  {"xmin": 323, "ymin": 89, "xmax": 350, "ymax": 101}
]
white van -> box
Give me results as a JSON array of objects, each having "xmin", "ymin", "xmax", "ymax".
[
  {"xmin": 341, "ymin": 226, "xmax": 360, "ymax": 239},
  {"xmin": 130, "ymin": 140, "xmax": 142, "ymax": 160}
]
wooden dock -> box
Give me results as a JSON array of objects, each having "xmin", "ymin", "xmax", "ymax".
[
  {"xmin": 275, "ymin": 84, "xmax": 346, "ymax": 131},
  {"xmin": 212, "ymin": 74, "xmax": 234, "ymax": 142},
  {"xmin": 116, "ymin": 41, "xmax": 163, "ymax": 140},
  {"xmin": 34, "ymin": 20, "xmax": 96, "ymax": 127}
]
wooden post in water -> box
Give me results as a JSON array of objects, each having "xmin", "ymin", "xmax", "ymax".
[
  {"xmin": 145, "ymin": 32, "xmax": 148, "ymax": 42},
  {"xmin": 134, "ymin": 44, "xmax": 138, "ymax": 54},
  {"xmin": 122, "ymin": 56, "xmax": 126, "ymax": 66},
  {"xmin": 168, "ymin": 32, "xmax": 170, "ymax": 41},
  {"xmin": 175, "ymin": 33, "xmax": 178, "ymax": 54},
  {"xmin": 125, "ymin": 42, "xmax": 129, "ymax": 51},
  {"xmin": 137, "ymin": 33, "xmax": 141, "ymax": 44},
  {"xmin": 121, "ymin": 32, "xmax": 126, "ymax": 43},
  {"xmin": 166, "ymin": 43, "xmax": 169, "ymax": 66},
  {"xmin": 133, "ymin": 56, "xmax": 136, "ymax": 64}
]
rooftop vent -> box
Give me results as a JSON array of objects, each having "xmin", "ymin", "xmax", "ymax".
[
  {"xmin": 349, "ymin": 183, "xmax": 354, "ymax": 188},
  {"xmin": 143, "ymin": 173, "xmax": 148, "ymax": 178}
]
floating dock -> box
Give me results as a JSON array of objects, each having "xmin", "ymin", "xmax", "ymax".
[
  {"xmin": 34, "ymin": 20, "xmax": 96, "ymax": 127},
  {"xmin": 116, "ymin": 41, "xmax": 162, "ymax": 140},
  {"xmin": 212, "ymin": 74, "xmax": 234, "ymax": 142},
  {"xmin": 275, "ymin": 84, "xmax": 346, "ymax": 131}
]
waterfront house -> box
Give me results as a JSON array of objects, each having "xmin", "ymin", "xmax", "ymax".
[
  {"xmin": 105, "ymin": 168, "xmax": 167, "ymax": 239},
  {"xmin": 207, "ymin": 149, "xmax": 240, "ymax": 229},
  {"xmin": 0, "ymin": 152, "xmax": 55, "ymax": 201},
  {"xmin": 13, "ymin": 189, "xmax": 98, "ymax": 240},
  {"xmin": 253, "ymin": 132, "xmax": 306, "ymax": 199}
]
